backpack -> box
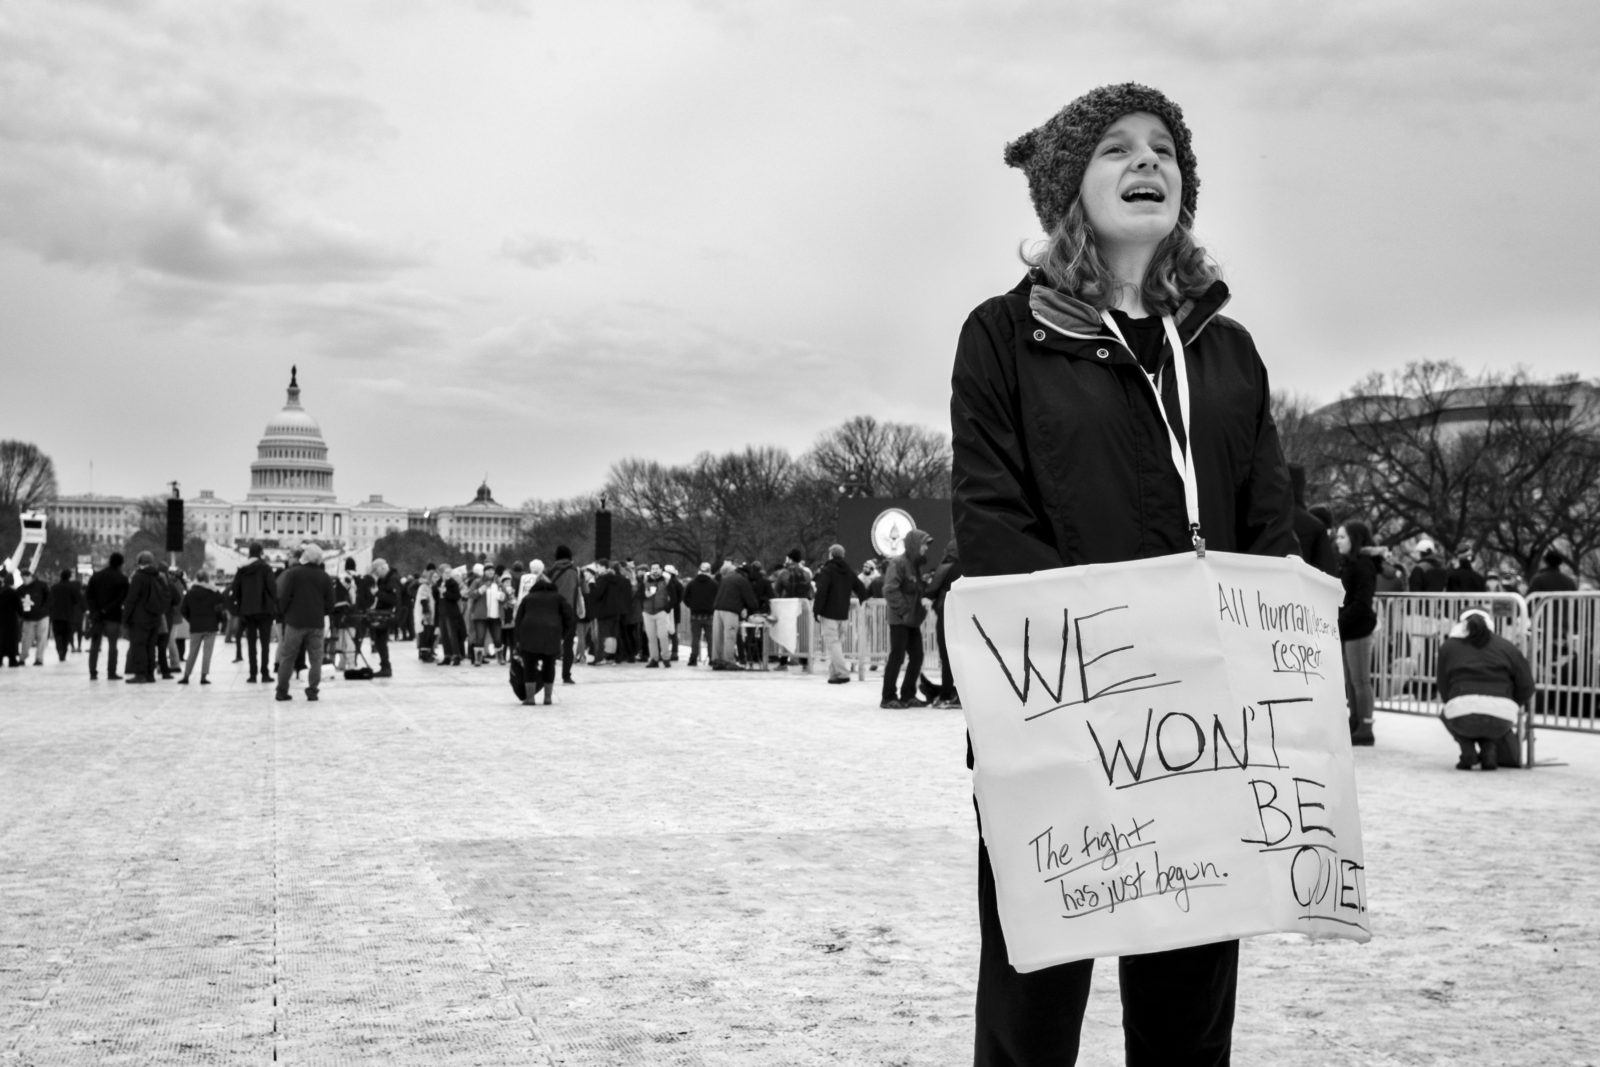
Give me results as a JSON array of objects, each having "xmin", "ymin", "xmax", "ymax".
[
  {"xmin": 508, "ymin": 651, "xmax": 528, "ymax": 701},
  {"xmin": 778, "ymin": 564, "xmax": 813, "ymax": 600}
]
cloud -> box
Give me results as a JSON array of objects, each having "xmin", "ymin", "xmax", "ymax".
[
  {"xmin": 500, "ymin": 233, "xmax": 595, "ymax": 270},
  {"xmin": 123, "ymin": 272, "xmax": 456, "ymax": 361},
  {"xmin": 0, "ymin": 1, "xmax": 416, "ymax": 288}
]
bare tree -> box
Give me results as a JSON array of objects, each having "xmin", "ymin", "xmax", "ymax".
[
  {"xmin": 0, "ymin": 441, "xmax": 58, "ymax": 513},
  {"xmin": 803, "ymin": 415, "xmax": 951, "ymax": 499}
]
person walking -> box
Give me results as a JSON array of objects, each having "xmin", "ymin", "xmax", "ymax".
[
  {"xmin": 812, "ymin": 544, "xmax": 867, "ymax": 683},
  {"xmin": 681, "ymin": 562, "xmax": 718, "ymax": 667},
  {"xmin": 513, "ymin": 571, "xmax": 576, "ymax": 705},
  {"xmin": 951, "ymin": 83, "xmax": 1297, "ymax": 1065},
  {"xmin": 86, "ymin": 552, "xmax": 129, "ymax": 680},
  {"xmin": 1337, "ymin": 520, "xmax": 1380, "ymax": 746},
  {"xmin": 1437, "ymin": 608, "xmax": 1535, "ymax": 770},
  {"xmin": 230, "ymin": 543, "xmax": 278, "ymax": 683},
  {"xmin": 273, "ymin": 544, "xmax": 334, "ymax": 702},
  {"xmin": 178, "ymin": 571, "xmax": 228, "ymax": 684},
  {"xmin": 879, "ymin": 529, "xmax": 930, "ymax": 709},
  {"xmin": 47, "ymin": 569, "xmax": 87, "ymax": 663},
  {"xmin": 546, "ymin": 546, "xmax": 584, "ymax": 683}
]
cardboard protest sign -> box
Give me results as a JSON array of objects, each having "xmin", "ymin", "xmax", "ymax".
[{"xmin": 945, "ymin": 551, "xmax": 1369, "ymax": 972}]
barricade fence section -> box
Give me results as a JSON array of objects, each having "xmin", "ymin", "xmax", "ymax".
[{"xmin": 1526, "ymin": 593, "xmax": 1600, "ymax": 731}]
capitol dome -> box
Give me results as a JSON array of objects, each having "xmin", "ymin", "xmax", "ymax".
[{"xmin": 246, "ymin": 366, "xmax": 336, "ymax": 502}]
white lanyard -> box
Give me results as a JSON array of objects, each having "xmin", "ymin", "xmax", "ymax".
[{"xmin": 1099, "ymin": 310, "xmax": 1205, "ymax": 556}]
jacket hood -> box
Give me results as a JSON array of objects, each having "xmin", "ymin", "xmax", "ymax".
[
  {"xmin": 903, "ymin": 529, "xmax": 931, "ymax": 559},
  {"xmin": 1020, "ymin": 273, "xmax": 1232, "ymax": 349}
]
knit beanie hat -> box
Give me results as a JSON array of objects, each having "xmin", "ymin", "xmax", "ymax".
[{"xmin": 1005, "ymin": 82, "xmax": 1199, "ymax": 234}]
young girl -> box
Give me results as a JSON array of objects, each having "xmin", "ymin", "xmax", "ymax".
[{"xmin": 951, "ymin": 83, "xmax": 1296, "ymax": 1065}]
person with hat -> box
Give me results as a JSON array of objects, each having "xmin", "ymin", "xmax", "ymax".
[
  {"xmin": 1407, "ymin": 537, "xmax": 1449, "ymax": 592},
  {"xmin": 1436, "ymin": 607, "xmax": 1535, "ymax": 770},
  {"xmin": 951, "ymin": 82, "xmax": 1297, "ymax": 1064}
]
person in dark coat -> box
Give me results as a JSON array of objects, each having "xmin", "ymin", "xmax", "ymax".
[
  {"xmin": 680, "ymin": 562, "xmax": 719, "ymax": 667},
  {"xmin": 1337, "ymin": 520, "xmax": 1380, "ymax": 746},
  {"xmin": 434, "ymin": 566, "xmax": 467, "ymax": 665},
  {"xmin": 546, "ymin": 546, "xmax": 585, "ymax": 683},
  {"xmin": 229, "ymin": 543, "xmax": 279, "ymax": 683},
  {"xmin": 710, "ymin": 561, "xmax": 758, "ymax": 670},
  {"xmin": 369, "ymin": 558, "xmax": 402, "ymax": 678},
  {"xmin": 121, "ymin": 552, "xmax": 163, "ymax": 683},
  {"xmin": 1528, "ymin": 549, "xmax": 1577, "ymax": 594},
  {"xmin": 588, "ymin": 561, "xmax": 633, "ymax": 665},
  {"xmin": 86, "ymin": 552, "xmax": 129, "ymax": 679},
  {"xmin": 922, "ymin": 539, "xmax": 963, "ymax": 707},
  {"xmin": 1288, "ymin": 465, "xmax": 1339, "ymax": 576},
  {"xmin": 0, "ymin": 570, "xmax": 21, "ymax": 667},
  {"xmin": 47, "ymin": 570, "xmax": 87, "ymax": 662},
  {"xmin": 274, "ymin": 544, "xmax": 334, "ymax": 701},
  {"xmin": 951, "ymin": 83, "xmax": 1297, "ymax": 1065},
  {"xmin": 1437, "ymin": 608, "xmax": 1535, "ymax": 770},
  {"xmin": 179, "ymin": 571, "xmax": 229, "ymax": 684},
  {"xmin": 879, "ymin": 529, "xmax": 930, "ymax": 709},
  {"xmin": 812, "ymin": 545, "xmax": 867, "ymax": 683},
  {"xmin": 1408, "ymin": 538, "xmax": 1449, "ymax": 592},
  {"xmin": 513, "ymin": 574, "xmax": 575, "ymax": 705}
]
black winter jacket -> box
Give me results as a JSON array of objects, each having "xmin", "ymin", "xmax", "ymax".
[
  {"xmin": 951, "ymin": 275, "xmax": 1296, "ymax": 578},
  {"xmin": 812, "ymin": 557, "xmax": 866, "ymax": 621},
  {"xmin": 86, "ymin": 565, "xmax": 129, "ymax": 622},
  {"xmin": 681, "ymin": 573, "xmax": 718, "ymax": 614},
  {"xmin": 1338, "ymin": 553, "xmax": 1378, "ymax": 641},
  {"xmin": 230, "ymin": 559, "xmax": 279, "ymax": 617}
]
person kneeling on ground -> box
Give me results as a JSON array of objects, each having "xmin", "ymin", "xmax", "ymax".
[{"xmin": 1436, "ymin": 608, "xmax": 1534, "ymax": 770}]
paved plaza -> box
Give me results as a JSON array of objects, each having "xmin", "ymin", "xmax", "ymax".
[{"xmin": 2, "ymin": 646, "xmax": 1598, "ymax": 1066}]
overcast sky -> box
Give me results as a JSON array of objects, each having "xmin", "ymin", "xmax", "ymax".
[{"xmin": 3, "ymin": 0, "xmax": 1597, "ymax": 510}]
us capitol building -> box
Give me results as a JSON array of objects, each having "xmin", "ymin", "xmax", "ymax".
[{"xmin": 51, "ymin": 368, "xmax": 529, "ymax": 560}]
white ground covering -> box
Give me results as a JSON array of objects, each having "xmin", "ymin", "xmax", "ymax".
[{"xmin": 1, "ymin": 648, "xmax": 1596, "ymax": 1065}]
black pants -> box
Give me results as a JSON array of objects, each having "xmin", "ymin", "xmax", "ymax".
[
  {"xmin": 370, "ymin": 624, "xmax": 390, "ymax": 669},
  {"xmin": 124, "ymin": 624, "xmax": 157, "ymax": 680},
  {"xmin": 882, "ymin": 623, "xmax": 924, "ymax": 702},
  {"xmin": 241, "ymin": 614, "xmax": 273, "ymax": 677},
  {"xmin": 936, "ymin": 606, "xmax": 957, "ymax": 700},
  {"xmin": 688, "ymin": 614, "xmax": 711, "ymax": 663},
  {"xmin": 560, "ymin": 633, "xmax": 574, "ymax": 680},
  {"xmin": 89, "ymin": 619, "xmax": 121, "ymax": 676},
  {"xmin": 975, "ymin": 837, "xmax": 1238, "ymax": 1066},
  {"xmin": 53, "ymin": 624, "xmax": 73, "ymax": 661},
  {"xmin": 521, "ymin": 648, "xmax": 557, "ymax": 688}
]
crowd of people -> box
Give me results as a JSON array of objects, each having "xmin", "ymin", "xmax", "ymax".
[{"xmin": 0, "ymin": 537, "xmax": 969, "ymax": 709}]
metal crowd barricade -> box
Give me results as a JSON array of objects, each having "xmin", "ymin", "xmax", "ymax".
[
  {"xmin": 1525, "ymin": 592, "xmax": 1600, "ymax": 732},
  {"xmin": 1371, "ymin": 592, "xmax": 1537, "ymax": 767}
]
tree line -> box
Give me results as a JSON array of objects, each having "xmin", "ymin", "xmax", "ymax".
[
  {"xmin": 1277, "ymin": 361, "xmax": 1600, "ymax": 581},
  {"xmin": 7, "ymin": 363, "xmax": 1598, "ymax": 585}
]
